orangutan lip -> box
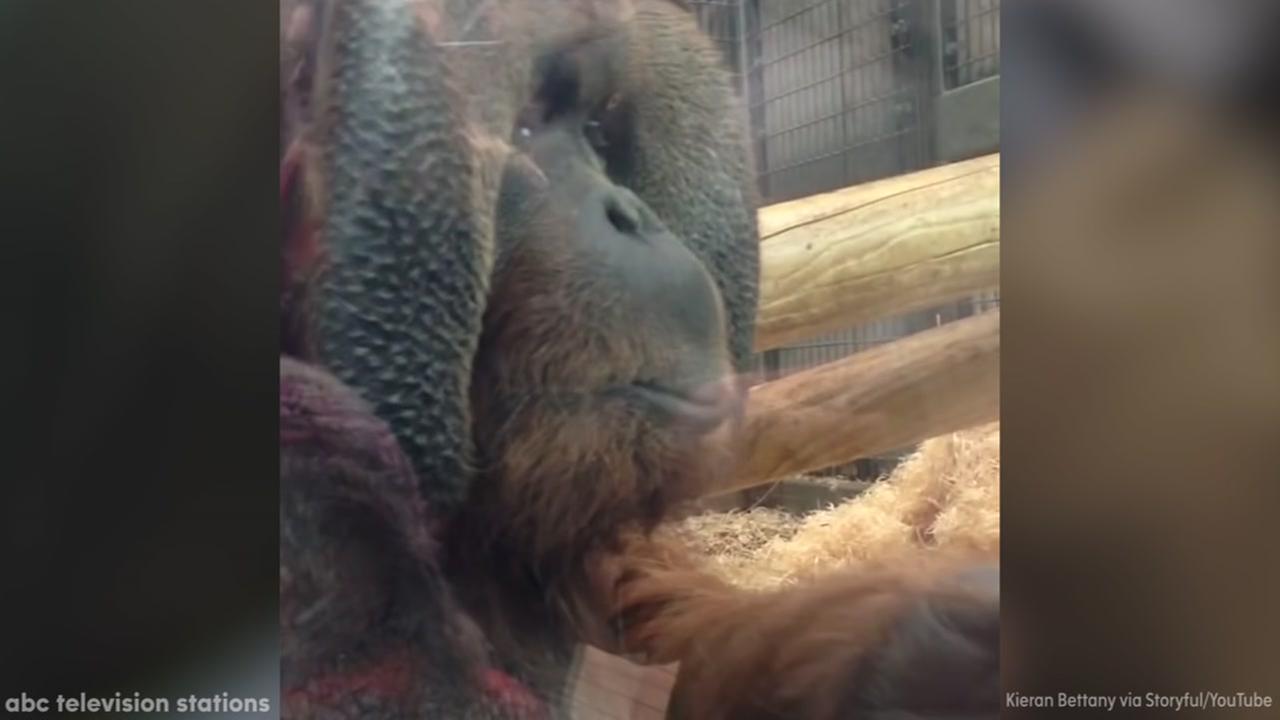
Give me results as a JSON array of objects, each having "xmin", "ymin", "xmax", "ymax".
[{"xmin": 624, "ymin": 381, "xmax": 735, "ymax": 433}]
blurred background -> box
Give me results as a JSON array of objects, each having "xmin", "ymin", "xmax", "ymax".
[
  {"xmin": 997, "ymin": 0, "xmax": 1280, "ymax": 713},
  {"xmin": 0, "ymin": 1, "xmax": 281, "ymax": 716}
]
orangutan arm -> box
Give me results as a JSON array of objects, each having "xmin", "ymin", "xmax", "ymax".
[{"xmin": 608, "ymin": 536, "xmax": 1000, "ymax": 720}]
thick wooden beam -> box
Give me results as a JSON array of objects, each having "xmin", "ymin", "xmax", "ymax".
[
  {"xmin": 717, "ymin": 309, "xmax": 1000, "ymax": 495},
  {"xmin": 755, "ymin": 154, "xmax": 999, "ymax": 351}
]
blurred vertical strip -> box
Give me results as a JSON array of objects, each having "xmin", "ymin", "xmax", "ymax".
[
  {"xmin": 1002, "ymin": 0, "xmax": 1280, "ymax": 711},
  {"xmin": 0, "ymin": 0, "xmax": 281, "ymax": 708}
]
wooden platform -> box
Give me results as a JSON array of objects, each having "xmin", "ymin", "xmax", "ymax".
[{"xmin": 566, "ymin": 646, "xmax": 677, "ymax": 719}]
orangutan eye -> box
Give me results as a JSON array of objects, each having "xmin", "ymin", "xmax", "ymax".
[
  {"xmin": 584, "ymin": 119, "xmax": 608, "ymax": 152},
  {"xmin": 584, "ymin": 93, "xmax": 624, "ymax": 160},
  {"xmin": 513, "ymin": 100, "xmax": 546, "ymax": 146}
]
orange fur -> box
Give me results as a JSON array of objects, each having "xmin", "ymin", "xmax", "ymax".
[{"xmin": 610, "ymin": 535, "xmax": 999, "ymax": 719}]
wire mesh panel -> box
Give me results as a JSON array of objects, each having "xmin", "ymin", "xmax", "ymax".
[
  {"xmin": 941, "ymin": 0, "xmax": 1001, "ymax": 89},
  {"xmin": 740, "ymin": 0, "xmax": 930, "ymax": 203},
  {"xmin": 761, "ymin": 297, "xmax": 995, "ymax": 382},
  {"xmin": 690, "ymin": 0, "xmax": 1003, "ymax": 200},
  {"xmin": 687, "ymin": 0, "xmax": 748, "ymax": 93}
]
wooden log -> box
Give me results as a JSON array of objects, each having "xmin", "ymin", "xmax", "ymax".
[
  {"xmin": 755, "ymin": 153, "xmax": 999, "ymax": 351},
  {"xmin": 569, "ymin": 646, "xmax": 676, "ymax": 720},
  {"xmin": 716, "ymin": 309, "xmax": 1000, "ymax": 495}
]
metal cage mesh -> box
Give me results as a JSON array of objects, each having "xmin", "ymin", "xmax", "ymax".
[{"xmin": 941, "ymin": 0, "xmax": 1001, "ymax": 89}]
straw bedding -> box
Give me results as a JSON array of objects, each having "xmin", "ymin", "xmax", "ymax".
[{"xmin": 668, "ymin": 422, "xmax": 1000, "ymax": 590}]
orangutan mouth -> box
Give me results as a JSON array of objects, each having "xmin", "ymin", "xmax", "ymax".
[{"xmin": 621, "ymin": 378, "xmax": 743, "ymax": 434}]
